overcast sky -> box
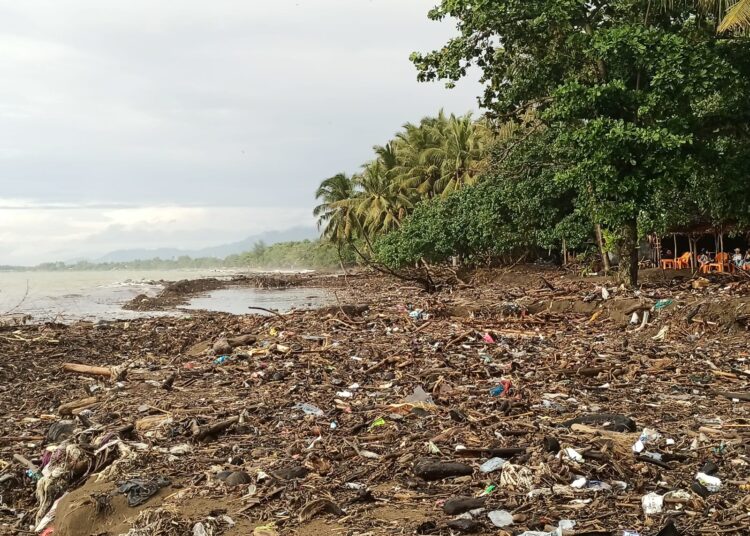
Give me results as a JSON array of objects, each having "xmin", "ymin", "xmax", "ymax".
[{"xmin": 0, "ymin": 0, "xmax": 479, "ymax": 265}]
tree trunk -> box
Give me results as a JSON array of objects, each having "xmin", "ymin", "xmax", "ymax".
[
  {"xmin": 595, "ymin": 224, "xmax": 610, "ymax": 274},
  {"xmin": 619, "ymin": 219, "xmax": 639, "ymax": 287}
]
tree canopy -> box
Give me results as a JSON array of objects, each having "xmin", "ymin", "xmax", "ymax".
[
  {"xmin": 314, "ymin": 0, "xmax": 750, "ymax": 286},
  {"xmin": 404, "ymin": 0, "xmax": 750, "ymax": 284}
]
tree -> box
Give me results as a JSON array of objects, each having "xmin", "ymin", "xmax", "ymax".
[
  {"xmin": 421, "ymin": 112, "xmax": 490, "ymax": 196},
  {"xmin": 353, "ymin": 160, "xmax": 412, "ymax": 238},
  {"xmin": 313, "ymin": 173, "xmax": 358, "ymax": 245},
  {"xmin": 412, "ymin": 0, "xmax": 750, "ymax": 285}
]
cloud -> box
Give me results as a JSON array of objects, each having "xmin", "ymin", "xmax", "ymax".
[
  {"xmin": 0, "ymin": 200, "xmax": 313, "ymax": 264},
  {"xmin": 0, "ymin": 0, "xmax": 480, "ymax": 263}
]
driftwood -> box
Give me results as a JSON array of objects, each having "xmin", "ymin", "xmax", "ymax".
[
  {"xmin": 62, "ymin": 362, "xmax": 127, "ymax": 380},
  {"xmin": 58, "ymin": 396, "xmax": 99, "ymax": 416},
  {"xmin": 193, "ymin": 415, "xmax": 240, "ymax": 441}
]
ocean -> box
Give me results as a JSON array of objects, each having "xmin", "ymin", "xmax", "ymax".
[{"xmin": 0, "ymin": 270, "xmax": 331, "ymax": 323}]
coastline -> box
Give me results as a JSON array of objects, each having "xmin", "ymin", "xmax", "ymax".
[{"xmin": 1, "ymin": 268, "xmax": 748, "ymax": 535}]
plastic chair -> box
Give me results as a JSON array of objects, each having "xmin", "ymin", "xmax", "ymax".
[
  {"xmin": 675, "ymin": 252, "xmax": 692, "ymax": 269},
  {"xmin": 702, "ymin": 252, "xmax": 730, "ymax": 273},
  {"xmin": 660, "ymin": 257, "xmax": 677, "ymax": 269}
]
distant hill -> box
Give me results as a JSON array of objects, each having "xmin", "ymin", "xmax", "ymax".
[{"xmin": 94, "ymin": 226, "xmax": 318, "ymax": 263}]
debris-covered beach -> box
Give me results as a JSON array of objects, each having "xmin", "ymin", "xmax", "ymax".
[{"xmin": 1, "ymin": 269, "xmax": 750, "ymax": 536}]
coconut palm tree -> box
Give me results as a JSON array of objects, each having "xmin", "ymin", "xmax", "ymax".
[
  {"xmin": 703, "ymin": 0, "xmax": 750, "ymax": 31},
  {"xmin": 353, "ymin": 161, "xmax": 413, "ymax": 238},
  {"xmin": 313, "ymin": 173, "xmax": 358, "ymax": 244},
  {"xmin": 392, "ymin": 117, "xmax": 444, "ymax": 198},
  {"xmin": 421, "ymin": 113, "xmax": 490, "ymax": 197}
]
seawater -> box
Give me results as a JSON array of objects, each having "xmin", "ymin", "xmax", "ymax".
[{"xmin": 0, "ymin": 270, "xmax": 330, "ymax": 322}]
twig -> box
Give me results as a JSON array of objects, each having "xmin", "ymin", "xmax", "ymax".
[
  {"xmin": 247, "ymin": 306, "xmax": 284, "ymax": 318},
  {"xmin": 2, "ymin": 280, "xmax": 30, "ymax": 315}
]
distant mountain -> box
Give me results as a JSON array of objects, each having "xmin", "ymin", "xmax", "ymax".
[{"xmin": 94, "ymin": 226, "xmax": 318, "ymax": 263}]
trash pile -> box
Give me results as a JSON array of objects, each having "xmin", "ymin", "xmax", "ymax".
[{"xmin": 0, "ymin": 269, "xmax": 749, "ymax": 535}]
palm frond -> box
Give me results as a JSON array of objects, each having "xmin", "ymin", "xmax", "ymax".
[{"xmin": 719, "ymin": 0, "xmax": 750, "ymax": 30}]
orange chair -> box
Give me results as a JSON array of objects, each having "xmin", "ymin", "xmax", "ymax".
[
  {"xmin": 660, "ymin": 257, "xmax": 677, "ymax": 269},
  {"xmin": 675, "ymin": 252, "xmax": 692, "ymax": 269},
  {"xmin": 702, "ymin": 252, "xmax": 730, "ymax": 273}
]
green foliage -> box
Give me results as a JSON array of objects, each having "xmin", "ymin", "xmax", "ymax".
[
  {"xmin": 410, "ymin": 0, "xmax": 750, "ymax": 283},
  {"xmin": 3, "ymin": 241, "xmax": 350, "ymax": 272},
  {"xmin": 226, "ymin": 240, "xmax": 354, "ymax": 270},
  {"xmin": 313, "ymin": 111, "xmax": 492, "ymax": 245},
  {"xmin": 376, "ymin": 127, "xmax": 593, "ymax": 268}
]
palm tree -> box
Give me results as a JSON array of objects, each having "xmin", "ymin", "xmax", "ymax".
[
  {"xmin": 392, "ymin": 117, "xmax": 444, "ymax": 198},
  {"xmin": 717, "ymin": 0, "xmax": 750, "ymax": 31},
  {"xmin": 421, "ymin": 113, "xmax": 490, "ymax": 197},
  {"xmin": 353, "ymin": 161, "xmax": 413, "ymax": 238},
  {"xmin": 313, "ymin": 173, "xmax": 358, "ymax": 244}
]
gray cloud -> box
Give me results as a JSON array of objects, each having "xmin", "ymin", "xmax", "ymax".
[{"xmin": 0, "ymin": 0, "xmax": 479, "ymax": 263}]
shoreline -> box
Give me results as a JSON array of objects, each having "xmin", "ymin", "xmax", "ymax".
[{"xmin": 1, "ymin": 269, "xmax": 749, "ymax": 535}]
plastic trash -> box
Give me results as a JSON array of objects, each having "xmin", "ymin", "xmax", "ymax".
[
  {"xmin": 563, "ymin": 447, "xmax": 584, "ymax": 462},
  {"xmin": 652, "ymin": 326, "xmax": 669, "ymax": 340},
  {"xmin": 641, "ymin": 492, "xmax": 664, "ymax": 515},
  {"xmin": 556, "ymin": 520, "xmax": 576, "ymax": 536},
  {"xmin": 479, "ymin": 457, "xmax": 507, "ymax": 473},
  {"xmin": 570, "ymin": 476, "xmax": 587, "ymax": 488},
  {"xmin": 695, "ymin": 472, "xmax": 722, "ymax": 492},
  {"xmin": 253, "ymin": 522, "xmax": 278, "ymax": 536},
  {"xmin": 630, "ymin": 312, "xmax": 640, "ymax": 324},
  {"xmin": 404, "ymin": 385, "xmax": 434, "ymax": 405},
  {"xmin": 370, "ymin": 417, "xmax": 386, "ymax": 428},
  {"xmin": 295, "ymin": 403, "xmax": 324, "ymax": 417},
  {"xmin": 482, "ymin": 332, "xmax": 495, "ymax": 343},
  {"xmin": 654, "ymin": 299, "xmax": 674, "ymax": 310},
  {"xmin": 488, "ymin": 510, "xmax": 514, "ymax": 527},
  {"xmin": 118, "ymin": 477, "xmax": 171, "ymax": 506},
  {"xmin": 213, "ymin": 355, "xmax": 231, "ymax": 365},
  {"xmin": 633, "ymin": 427, "xmax": 661, "ymax": 453},
  {"xmin": 479, "ymin": 484, "xmax": 496, "ymax": 496},
  {"xmin": 489, "ymin": 379, "xmax": 512, "ymax": 397}
]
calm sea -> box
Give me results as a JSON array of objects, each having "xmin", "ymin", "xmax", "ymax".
[{"xmin": 0, "ymin": 270, "xmax": 331, "ymax": 322}]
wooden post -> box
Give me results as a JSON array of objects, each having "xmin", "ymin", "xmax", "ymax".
[
  {"xmin": 673, "ymin": 233, "xmax": 678, "ymax": 260},
  {"xmin": 688, "ymin": 235, "xmax": 698, "ymax": 273},
  {"xmin": 655, "ymin": 236, "xmax": 661, "ymax": 264},
  {"xmin": 562, "ymin": 239, "xmax": 568, "ymax": 266}
]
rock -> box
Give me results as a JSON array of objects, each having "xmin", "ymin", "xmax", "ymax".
[
  {"xmin": 414, "ymin": 460, "xmax": 473, "ymax": 481},
  {"xmin": 227, "ymin": 334, "xmax": 257, "ymax": 347},
  {"xmin": 446, "ymin": 519, "xmax": 483, "ymax": 533},
  {"xmin": 223, "ymin": 471, "xmax": 251, "ymax": 486},
  {"xmin": 543, "ymin": 436, "xmax": 561, "ymax": 453},
  {"xmin": 443, "ymin": 496, "xmax": 486, "ymax": 515},
  {"xmin": 273, "ymin": 465, "xmax": 309, "ymax": 480},
  {"xmin": 212, "ymin": 338, "xmax": 232, "ymax": 356}
]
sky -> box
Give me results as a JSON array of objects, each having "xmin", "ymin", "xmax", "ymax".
[{"xmin": 0, "ymin": 0, "xmax": 480, "ymax": 265}]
